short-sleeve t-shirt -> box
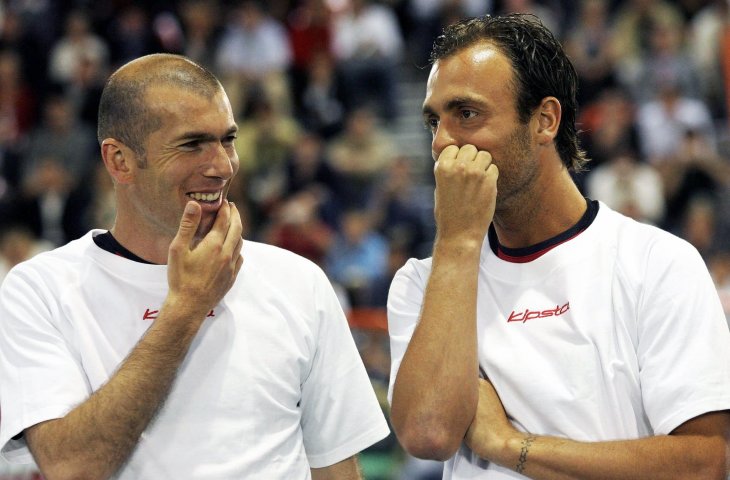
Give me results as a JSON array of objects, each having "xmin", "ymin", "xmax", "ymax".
[
  {"xmin": 388, "ymin": 202, "xmax": 730, "ymax": 479},
  {"xmin": 0, "ymin": 231, "xmax": 389, "ymax": 479}
]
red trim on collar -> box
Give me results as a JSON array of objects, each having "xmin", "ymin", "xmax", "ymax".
[{"xmin": 496, "ymin": 230, "xmax": 584, "ymax": 263}]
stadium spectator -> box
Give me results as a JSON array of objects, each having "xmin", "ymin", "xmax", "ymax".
[
  {"xmin": 293, "ymin": 50, "xmax": 348, "ymax": 139},
  {"xmin": 611, "ymin": 0, "xmax": 684, "ymax": 90},
  {"xmin": 0, "ymin": 49, "xmax": 35, "ymax": 150},
  {"xmin": 231, "ymin": 93, "xmax": 300, "ymax": 229},
  {"xmin": 215, "ymin": 0, "xmax": 292, "ymax": 116},
  {"xmin": 326, "ymin": 106, "xmax": 397, "ymax": 209},
  {"xmin": 0, "ymin": 9, "xmax": 48, "ymax": 97},
  {"xmin": 331, "ymin": 0, "xmax": 404, "ymax": 121},
  {"xmin": 563, "ymin": 0, "xmax": 617, "ymax": 106},
  {"xmin": 178, "ymin": 0, "xmax": 222, "ymax": 71},
  {"xmin": 48, "ymin": 10, "xmax": 109, "ymax": 88},
  {"xmin": 688, "ymin": 0, "xmax": 730, "ymax": 119},
  {"xmin": 326, "ymin": 208, "xmax": 390, "ymax": 306},
  {"xmin": 585, "ymin": 150, "xmax": 665, "ymax": 224},
  {"xmin": 105, "ymin": 5, "xmax": 165, "ymax": 66},
  {"xmin": 636, "ymin": 81, "xmax": 714, "ymax": 163},
  {"xmin": 628, "ymin": 15, "xmax": 701, "ymax": 104}
]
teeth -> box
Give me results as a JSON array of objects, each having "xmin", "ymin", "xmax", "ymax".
[{"xmin": 188, "ymin": 192, "xmax": 221, "ymax": 202}]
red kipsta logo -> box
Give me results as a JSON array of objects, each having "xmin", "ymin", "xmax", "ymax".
[
  {"xmin": 142, "ymin": 308, "xmax": 215, "ymax": 321},
  {"xmin": 507, "ymin": 302, "xmax": 570, "ymax": 323}
]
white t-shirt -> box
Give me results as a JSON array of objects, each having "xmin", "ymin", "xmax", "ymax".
[
  {"xmin": 388, "ymin": 203, "xmax": 730, "ymax": 479},
  {"xmin": 0, "ymin": 231, "xmax": 389, "ymax": 479}
]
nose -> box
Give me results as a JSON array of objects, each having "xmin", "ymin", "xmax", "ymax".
[
  {"xmin": 431, "ymin": 121, "xmax": 457, "ymax": 160},
  {"xmin": 204, "ymin": 142, "xmax": 235, "ymax": 179}
]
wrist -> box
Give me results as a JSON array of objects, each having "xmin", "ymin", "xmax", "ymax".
[
  {"xmin": 433, "ymin": 236, "xmax": 484, "ymax": 261},
  {"xmin": 466, "ymin": 421, "xmax": 520, "ymax": 465},
  {"xmin": 504, "ymin": 433, "xmax": 537, "ymax": 474},
  {"xmin": 159, "ymin": 296, "xmax": 210, "ymax": 327}
]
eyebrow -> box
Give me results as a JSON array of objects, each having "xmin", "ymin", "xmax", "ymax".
[{"xmin": 174, "ymin": 126, "xmax": 238, "ymax": 143}]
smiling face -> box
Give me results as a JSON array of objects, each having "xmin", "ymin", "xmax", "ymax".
[
  {"xmin": 123, "ymin": 83, "xmax": 239, "ymax": 243},
  {"xmin": 423, "ymin": 42, "xmax": 539, "ymax": 211}
]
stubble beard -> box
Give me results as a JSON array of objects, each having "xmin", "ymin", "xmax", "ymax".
[{"xmin": 494, "ymin": 123, "xmax": 538, "ymax": 215}]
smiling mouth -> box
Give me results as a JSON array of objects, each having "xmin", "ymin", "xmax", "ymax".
[{"xmin": 187, "ymin": 191, "xmax": 222, "ymax": 202}]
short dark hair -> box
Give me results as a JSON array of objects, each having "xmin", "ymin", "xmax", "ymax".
[
  {"xmin": 97, "ymin": 54, "xmax": 223, "ymax": 163},
  {"xmin": 430, "ymin": 14, "xmax": 588, "ymax": 172}
]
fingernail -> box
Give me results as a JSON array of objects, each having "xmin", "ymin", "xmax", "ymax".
[{"xmin": 185, "ymin": 202, "xmax": 196, "ymax": 214}]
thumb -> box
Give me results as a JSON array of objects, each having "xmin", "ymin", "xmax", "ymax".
[{"xmin": 176, "ymin": 201, "xmax": 202, "ymax": 246}]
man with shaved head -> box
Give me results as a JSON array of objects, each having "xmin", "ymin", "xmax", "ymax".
[{"xmin": 0, "ymin": 54, "xmax": 388, "ymax": 479}]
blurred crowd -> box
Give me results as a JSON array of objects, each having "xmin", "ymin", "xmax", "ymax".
[{"xmin": 0, "ymin": 0, "xmax": 729, "ymax": 478}]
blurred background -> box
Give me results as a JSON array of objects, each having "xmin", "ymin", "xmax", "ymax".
[{"xmin": 0, "ymin": 0, "xmax": 729, "ymax": 478}]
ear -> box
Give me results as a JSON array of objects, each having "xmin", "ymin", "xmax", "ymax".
[
  {"xmin": 534, "ymin": 97, "xmax": 561, "ymax": 145},
  {"xmin": 101, "ymin": 139, "xmax": 136, "ymax": 184}
]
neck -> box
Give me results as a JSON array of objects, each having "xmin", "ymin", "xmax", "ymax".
[
  {"xmin": 493, "ymin": 164, "xmax": 586, "ymax": 249},
  {"xmin": 110, "ymin": 198, "xmax": 175, "ymax": 265},
  {"xmin": 110, "ymin": 223, "xmax": 173, "ymax": 265}
]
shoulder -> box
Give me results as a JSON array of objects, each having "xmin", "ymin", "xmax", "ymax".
[
  {"xmin": 0, "ymin": 233, "xmax": 101, "ymax": 323},
  {"xmin": 596, "ymin": 204, "xmax": 708, "ymax": 287},
  {"xmin": 606, "ymin": 206, "xmax": 697, "ymax": 257},
  {"xmin": 243, "ymin": 239, "xmax": 328, "ymax": 284},
  {"xmin": 3, "ymin": 233, "xmax": 97, "ymax": 288},
  {"xmin": 387, "ymin": 256, "xmax": 432, "ymax": 314},
  {"xmin": 392, "ymin": 256, "xmax": 432, "ymax": 288},
  {"xmin": 596, "ymin": 204, "xmax": 695, "ymax": 254},
  {"xmin": 244, "ymin": 239, "xmax": 319, "ymax": 267}
]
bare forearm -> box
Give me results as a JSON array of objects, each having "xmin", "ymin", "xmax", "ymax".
[
  {"xmin": 392, "ymin": 144, "xmax": 497, "ymax": 459},
  {"xmin": 27, "ymin": 304, "xmax": 206, "ymax": 480},
  {"xmin": 466, "ymin": 381, "xmax": 730, "ymax": 480},
  {"xmin": 391, "ymin": 240, "xmax": 482, "ymax": 459},
  {"xmin": 311, "ymin": 456, "xmax": 362, "ymax": 480},
  {"xmin": 486, "ymin": 432, "xmax": 729, "ymax": 480}
]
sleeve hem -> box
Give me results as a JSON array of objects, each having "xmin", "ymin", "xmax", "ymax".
[
  {"xmin": 1, "ymin": 404, "xmax": 74, "ymax": 462},
  {"xmin": 307, "ymin": 422, "xmax": 390, "ymax": 469},
  {"xmin": 653, "ymin": 398, "xmax": 730, "ymax": 435}
]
